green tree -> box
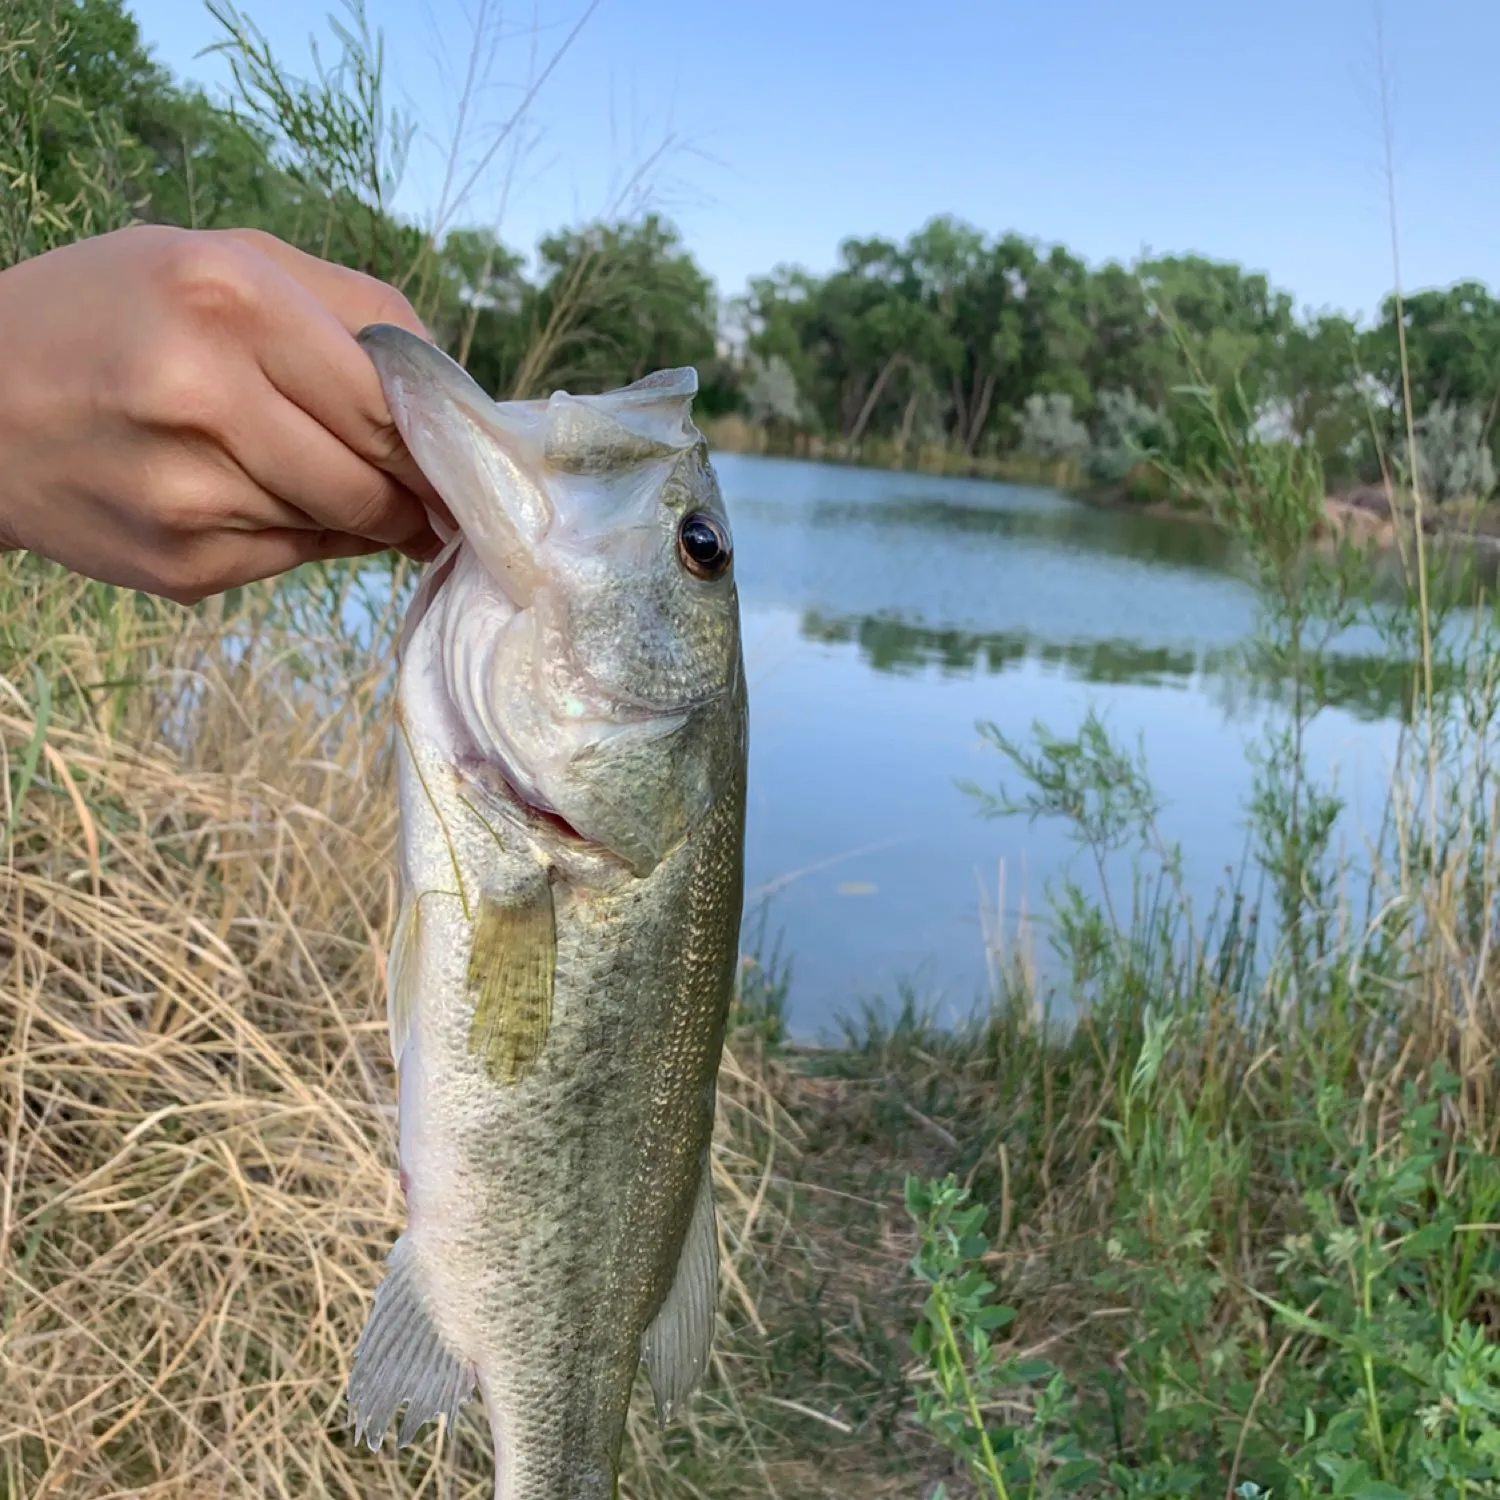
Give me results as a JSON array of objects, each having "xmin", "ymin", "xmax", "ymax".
[
  {"xmin": 1372, "ymin": 282, "xmax": 1500, "ymax": 417},
  {"xmin": 1273, "ymin": 312, "xmax": 1373, "ymax": 484},
  {"xmin": 0, "ymin": 0, "xmax": 152, "ymax": 263},
  {"xmin": 496, "ymin": 214, "xmax": 716, "ymax": 399},
  {"xmin": 907, "ymin": 217, "xmax": 1024, "ymax": 455},
  {"xmin": 1368, "ymin": 283, "xmax": 1500, "ymax": 473}
]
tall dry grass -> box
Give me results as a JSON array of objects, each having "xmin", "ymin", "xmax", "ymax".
[{"xmin": 0, "ymin": 558, "xmax": 793, "ymax": 1499}]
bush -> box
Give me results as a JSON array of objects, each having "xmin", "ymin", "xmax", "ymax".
[
  {"xmin": 1396, "ymin": 401, "xmax": 1496, "ymax": 504},
  {"xmin": 905, "ymin": 392, "xmax": 1500, "ymax": 1497},
  {"xmin": 1018, "ymin": 393, "xmax": 1092, "ymax": 465},
  {"xmin": 1087, "ymin": 388, "xmax": 1174, "ymax": 485}
]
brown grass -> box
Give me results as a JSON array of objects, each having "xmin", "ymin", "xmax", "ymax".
[{"xmin": 0, "ymin": 558, "xmax": 797, "ymax": 1499}]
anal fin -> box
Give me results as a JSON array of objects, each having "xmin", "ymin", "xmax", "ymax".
[
  {"xmin": 348, "ymin": 1232, "xmax": 476, "ymax": 1450},
  {"xmin": 640, "ymin": 1157, "xmax": 719, "ymax": 1424}
]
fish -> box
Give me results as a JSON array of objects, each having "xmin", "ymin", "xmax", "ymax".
[{"xmin": 345, "ymin": 324, "xmax": 748, "ymax": 1500}]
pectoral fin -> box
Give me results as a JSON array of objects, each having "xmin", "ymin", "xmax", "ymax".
[
  {"xmin": 466, "ymin": 880, "xmax": 556, "ymax": 1085},
  {"xmin": 640, "ymin": 1157, "xmax": 719, "ymax": 1424}
]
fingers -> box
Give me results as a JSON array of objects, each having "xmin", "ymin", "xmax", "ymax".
[
  {"xmin": 216, "ymin": 231, "xmax": 459, "ymax": 533},
  {"xmin": 167, "ymin": 231, "xmax": 460, "ymax": 544},
  {"xmin": 218, "ymin": 230, "xmax": 432, "ymax": 343},
  {"xmin": 254, "ymin": 280, "xmax": 444, "ymax": 515},
  {"xmin": 214, "ymin": 369, "xmax": 443, "ymax": 556},
  {"xmin": 158, "ymin": 528, "xmax": 388, "ymax": 605}
]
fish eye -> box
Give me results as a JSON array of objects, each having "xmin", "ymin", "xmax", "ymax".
[{"xmin": 677, "ymin": 513, "xmax": 732, "ymax": 581}]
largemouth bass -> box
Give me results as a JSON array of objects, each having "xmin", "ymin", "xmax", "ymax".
[{"xmin": 345, "ymin": 325, "xmax": 747, "ymax": 1499}]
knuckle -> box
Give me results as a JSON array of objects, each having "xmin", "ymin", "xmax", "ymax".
[
  {"xmin": 339, "ymin": 287, "xmax": 425, "ymax": 470},
  {"xmin": 144, "ymin": 462, "xmax": 219, "ymax": 539},
  {"xmin": 364, "ymin": 278, "xmax": 423, "ymax": 335},
  {"xmin": 118, "ymin": 334, "xmax": 218, "ymax": 431},
  {"xmin": 151, "ymin": 232, "xmax": 263, "ymax": 329},
  {"xmin": 364, "ymin": 407, "xmax": 410, "ymax": 470},
  {"xmin": 155, "ymin": 537, "xmax": 231, "ymax": 604},
  {"xmin": 340, "ymin": 473, "xmax": 403, "ymax": 540},
  {"xmin": 154, "ymin": 557, "xmax": 209, "ymax": 605},
  {"xmin": 217, "ymin": 226, "xmax": 281, "ymax": 258}
]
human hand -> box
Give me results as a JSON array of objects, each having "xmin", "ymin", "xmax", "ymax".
[{"xmin": 0, "ymin": 225, "xmax": 451, "ymax": 604}]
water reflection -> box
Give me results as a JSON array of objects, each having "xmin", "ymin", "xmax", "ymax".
[
  {"xmin": 801, "ymin": 612, "xmax": 1215, "ymax": 685},
  {"xmin": 797, "ymin": 609, "xmax": 1445, "ymax": 725},
  {"xmin": 793, "ymin": 492, "xmax": 1242, "ymax": 575},
  {"xmin": 324, "ymin": 455, "xmax": 1434, "ymax": 1041}
]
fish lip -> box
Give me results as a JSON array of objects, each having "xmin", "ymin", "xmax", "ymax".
[
  {"xmin": 462, "ymin": 755, "xmax": 642, "ymax": 871},
  {"xmin": 440, "ymin": 695, "xmax": 586, "ymax": 845}
]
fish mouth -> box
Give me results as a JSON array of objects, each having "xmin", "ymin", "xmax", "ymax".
[
  {"xmin": 363, "ymin": 323, "xmax": 700, "ymax": 869},
  {"xmin": 418, "ymin": 541, "xmax": 678, "ymax": 867}
]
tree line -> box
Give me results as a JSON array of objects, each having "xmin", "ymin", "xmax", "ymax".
[
  {"xmin": 7, "ymin": 0, "xmax": 1499, "ymax": 499},
  {"xmin": 742, "ymin": 223, "xmax": 1500, "ymax": 500}
]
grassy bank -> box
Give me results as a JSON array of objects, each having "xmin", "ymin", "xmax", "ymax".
[
  {"xmin": 0, "ymin": 561, "xmax": 803, "ymax": 1497},
  {"xmin": 700, "ymin": 413, "xmax": 1096, "ymax": 493},
  {"xmin": 7, "ymin": 389, "xmax": 1500, "ymax": 1499},
  {"xmin": 769, "ymin": 395, "xmax": 1500, "ymax": 1498}
]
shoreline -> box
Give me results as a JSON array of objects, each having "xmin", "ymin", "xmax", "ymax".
[{"xmin": 701, "ymin": 420, "xmax": 1500, "ymax": 561}]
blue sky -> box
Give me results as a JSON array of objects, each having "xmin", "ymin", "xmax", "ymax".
[{"xmin": 128, "ymin": 0, "xmax": 1499, "ymax": 324}]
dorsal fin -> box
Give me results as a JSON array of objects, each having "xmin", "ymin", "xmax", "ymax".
[
  {"xmin": 543, "ymin": 402, "xmax": 683, "ymax": 475},
  {"xmin": 542, "ymin": 368, "xmax": 700, "ymax": 474}
]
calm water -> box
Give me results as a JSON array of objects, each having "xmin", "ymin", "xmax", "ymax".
[{"xmin": 720, "ymin": 453, "xmax": 1408, "ymax": 1040}]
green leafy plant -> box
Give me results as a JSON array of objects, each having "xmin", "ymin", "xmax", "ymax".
[{"xmin": 907, "ymin": 1174, "xmax": 1097, "ymax": 1499}]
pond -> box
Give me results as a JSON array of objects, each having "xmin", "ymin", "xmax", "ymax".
[{"xmin": 721, "ymin": 453, "xmax": 1410, "ymax": 1041}]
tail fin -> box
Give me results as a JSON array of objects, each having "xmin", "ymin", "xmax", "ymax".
[{"xmin": 348, "ymin": 1232, "xmax": 476, "ymax": 1450}]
